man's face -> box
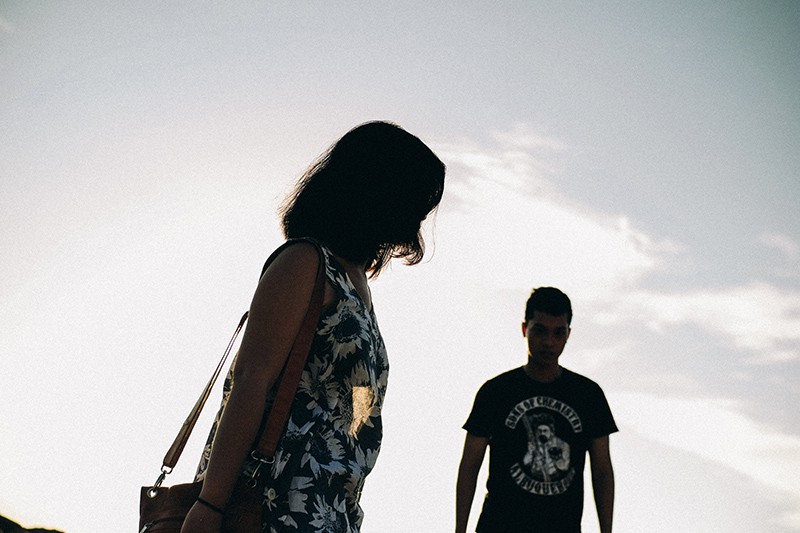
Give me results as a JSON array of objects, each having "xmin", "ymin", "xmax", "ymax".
[
  {"xmin": 523, "ymin": 310, "xmax": 571, "ymax": 365},
  {"xmin": 536, "ymin": 425, "xmax": 553, "ymax": 443}
]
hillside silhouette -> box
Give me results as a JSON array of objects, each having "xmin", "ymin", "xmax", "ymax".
[{"xmin": 0, "ymin": 515, "xmax": 64, "ymax": 533}]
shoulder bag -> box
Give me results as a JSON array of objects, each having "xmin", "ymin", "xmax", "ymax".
[{"xmin": 139, "ymin": 239, "xmax": 326, "ymax": 532}]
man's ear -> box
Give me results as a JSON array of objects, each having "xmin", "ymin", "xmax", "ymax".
[{"xmin": 521, "ymin": 321, "xmax": 527, "ymax": 337}]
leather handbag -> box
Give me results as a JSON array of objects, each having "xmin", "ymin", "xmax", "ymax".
[{"xmin": 139, "ymin": 239, "xmax": 326, "ymax": 532}]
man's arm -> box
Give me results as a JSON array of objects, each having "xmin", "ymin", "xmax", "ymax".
[
  {"xmin": 456, "ymin": 433, "xmax": 489, "ymax": 533},
  {"xmin": 589, "ymin": 435, "xmax": 614, "ymax": 533}
]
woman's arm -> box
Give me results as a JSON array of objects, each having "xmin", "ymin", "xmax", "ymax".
[{"xmin": 180, "ymin": 242, "xmax": 322, "ymax": 532}]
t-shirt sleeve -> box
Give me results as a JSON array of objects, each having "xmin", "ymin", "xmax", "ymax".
[
  {"xmin": 587, "ymin": 385, "xmax": 619, "ymax": 439},
  {"xmin": 463, "ymin": 381, "xmax": 496, "ymax": 438}
]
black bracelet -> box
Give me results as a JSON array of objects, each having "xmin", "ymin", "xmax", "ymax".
[{"xmin": 196, "ymin": 496, "xmax": 225, "ymax": 515}]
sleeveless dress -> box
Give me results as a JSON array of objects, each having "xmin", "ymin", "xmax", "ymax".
[{"xmin": 195, "ymin": 243, "xmax": 389, "ymax": 532}]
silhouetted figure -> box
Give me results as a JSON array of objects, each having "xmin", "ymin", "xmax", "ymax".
[
  {"xmin": 456, "ymin": 287, "xmax": 617, "ymax": 533},
  {"xmin": 180, "ymin": 121, "xmax": 446, "ymax": 532}
]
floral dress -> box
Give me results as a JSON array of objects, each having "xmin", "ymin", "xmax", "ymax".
[{"xmin": 195, "ymin": 243, "xmax": 389, "ymax": 532}]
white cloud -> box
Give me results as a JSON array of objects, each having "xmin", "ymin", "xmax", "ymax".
[
  {"xmin": 436, "ymin": 144, "xmax": 554, "ymax": 200},
  {"xmin": 760, "ymin": 232, "xmax": 800, "ymax": 264},
  {"xmin": 433, "ymin": 127, "xmax": 680, "ymax": 299},
  {"xmin": 0, "ymin": 17, "xmax": 15, "ymax": 35},
  {"xmin": 434, "ymin": 124, "xmax": 573, "ymax": 205},
  {"xmin": 612, "ymin": 391, "xmax": 800, "ymax": 499},
  {"xmin": 434, "ymin": 126, "xmax": 800, "ymax": 368},
  {"xmin": 619, "ymin": 282, "xmax": 800, "ymax": 363},
  {"xmin": 491, "ymin": 123, "xmax": 568, "ymax": 152}
]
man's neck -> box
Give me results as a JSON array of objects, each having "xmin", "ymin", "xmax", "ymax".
[{"xmin": 524, "ymin": 361, "xmax": 562, "ymax": 383}]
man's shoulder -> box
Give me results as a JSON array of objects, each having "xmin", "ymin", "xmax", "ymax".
[
  {"xmin": 475, "ymin": 367, "xmax": 525, "ymax": 395},
  {"xmin": 561, "ymin": 367, "xmax": 606, "ymax": 392},
  {"xmin": 483, "ymin": 366, "xmax": 525, "ymax": 386}
]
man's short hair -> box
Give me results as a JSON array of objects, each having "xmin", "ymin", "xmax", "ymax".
[{"xmin": 524, "ymin": 287, "xmax": 572, "ymax": 325}]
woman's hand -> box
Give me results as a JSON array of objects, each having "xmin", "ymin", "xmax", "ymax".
[{"xmin": 180, "ymin": 502, "xmax": 223, "ymax": 533}]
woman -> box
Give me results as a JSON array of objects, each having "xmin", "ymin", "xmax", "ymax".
[{"xmin": 181, "ymin": 121, "xmax": 446, "ymax": 532}]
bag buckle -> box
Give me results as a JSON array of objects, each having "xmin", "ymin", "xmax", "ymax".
[
  {"xmin": 247, "ymin": 451, "xmax": 274, "ymax": 488},
  {"xmin": 146, "ymin": 466, "xmax": 173, "ymax": 498}
]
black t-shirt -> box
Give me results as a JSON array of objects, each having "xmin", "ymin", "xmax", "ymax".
[{"xmin": 463, "ymin": 367, "xmax": 618, "ymax": 533}]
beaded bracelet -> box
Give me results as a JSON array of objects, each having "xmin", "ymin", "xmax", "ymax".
[{"xmin": 196, "ymin": 496, "xmax": 225, "ymax": 515}]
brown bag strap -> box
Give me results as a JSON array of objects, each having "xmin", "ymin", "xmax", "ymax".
[
  {"xmin": 156, "ymin": 238, "xmax": 326, "ymax": 481},
  {"xmin": 253, "ymin": 238, "xmax": 325, "ymax": 458},
  {"xmin": 161, "ymin": 311, "xmax": 250, "ymax": 471}
]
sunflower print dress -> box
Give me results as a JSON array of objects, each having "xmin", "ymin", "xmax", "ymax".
[{"xmin": 195, "ymin": 243, "xmax": 389, "ymax": 532}]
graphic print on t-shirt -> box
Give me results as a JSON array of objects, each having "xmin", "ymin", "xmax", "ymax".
[{"xmin": 505, "ymin": 396, "xmax": 581, "ymax": 496}]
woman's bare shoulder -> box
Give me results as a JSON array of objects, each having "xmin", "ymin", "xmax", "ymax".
[{"xmin": 261, "ymin": 241, "xmax": 323, "ymax": 282}]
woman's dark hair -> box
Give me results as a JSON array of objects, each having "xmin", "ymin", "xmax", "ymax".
[
  {"xmin": 524, "ymin": 287, "xmax": 573, "ymax": 325},
  {"xmin": 280, "ymin": 121, "xmax": 446, "ymax": 276}
]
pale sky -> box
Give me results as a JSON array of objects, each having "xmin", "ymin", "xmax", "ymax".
[{"xmin": 1, "ymin": 2, "xmax": 799, "ymax": 532}]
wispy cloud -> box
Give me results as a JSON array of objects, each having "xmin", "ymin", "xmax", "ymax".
[
  {"xmin": 435, "ymin": 126, "xmax": 567, "ymax": 203},
  {"xmin": 435, "ymin": 125, "xmax": 681, "ymax": 296},
  {"xmin": 438, "ymin": 127, "xmax": 800, "ymax": 367},
  {"xmin": 619, "ymin": 283, "xmax": 800, "ymax": 363},
  {"xmin": 760, "ymin": 232, "xmax": 800, "ymax": 261},
  {"xmin": 760, "ymin": 232, "xmax": 800, "ymax": 280},
  {"xmin": 0, "ymin": 16, "xmax": 15, "ymax": 35},
  {"xmin": 613, "ymin": 391, "xmax": 800, "ymax": 526},
  {"xmin": 491, "ymin": 123, "xmax": 568, "ymax": 152}
]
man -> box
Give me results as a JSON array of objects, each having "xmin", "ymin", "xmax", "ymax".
[{"xmin": 456, "ymin": 287, "xmax": 617, "ymax": 533}]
